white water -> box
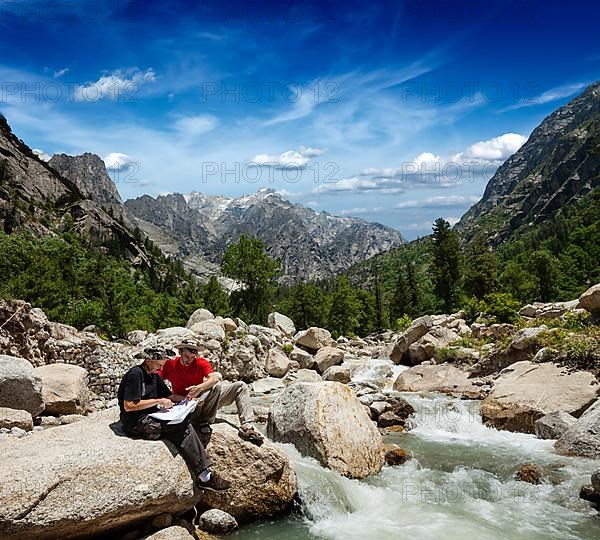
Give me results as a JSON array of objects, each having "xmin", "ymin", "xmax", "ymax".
[{"xmin": 235, "ymin": 362, "xmax": 599, "ymax": 539}]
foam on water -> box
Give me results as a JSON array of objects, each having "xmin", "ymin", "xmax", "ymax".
[
  {"xmin": 234, "ymin": 393, "xmax": 599, "ymax": 540},
  {"xmin": 285, "ymin": 394, "xmax": 598, "ymax": 539}
]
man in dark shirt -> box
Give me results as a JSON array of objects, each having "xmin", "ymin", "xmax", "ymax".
[{"xmin": 118, "ymin": 346, "xmax": 230, "ymax": 492}]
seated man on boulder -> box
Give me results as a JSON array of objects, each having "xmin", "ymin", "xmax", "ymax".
[
  {"xmin": 118, "ymin": 346, "xmax": 230, "ymax": 492},
  {"xmin": 160, "ymin": 339, "xmax": 263, "ymax": 445}
]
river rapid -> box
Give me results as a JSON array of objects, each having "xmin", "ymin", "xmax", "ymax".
[{"xmin": 232, "ymin": 361, "xmax": 599, "ymax": 540}]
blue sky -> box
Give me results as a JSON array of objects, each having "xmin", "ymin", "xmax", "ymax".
[{"xmin": 1, "ymin": 0, "xmax": 599, "ymax": 239}]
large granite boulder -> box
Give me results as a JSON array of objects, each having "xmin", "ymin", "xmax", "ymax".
[
  {"xmin": 289, "ymin": 347, "xmax": 314, "ymax": 369},
  {"xmin": 199, "ymin": 424, "xmax": 296, "ymax": 522},
  {"xmin": 294, "ymin": 327, "xmax": 332, "ymax": 352},
  {"xmin": 407, "ymin": 327, "xmax": 459, "ymax": 365},
  {"xmin": 220, "ymin": 345, "xmax": 265, "ymax": 382},
  {"xmin": 509, "ymin": 326, "xmax": 547, "ymax": 351},
  {"xmin": 34, "ymin": 363, "xmax": 90, "ymax": 415},
  {"xmin": 145, "ymin": 526, "xmax": 195, "ymax": 540},
  {"xmin": 388, "ymin": 315, "xmax": 433, "ymax": 364},
  {"xmin": 264, "ymin": 348, "xmax": 291, "ymax": 378},
  {"xmin": 534, "ymin": 411, "xmax": 577, "ymax": 440},
  {"xmin": 0, "ymin": 409, "xmax": 296, "ymax": 538},
  {"xmin": 0, "ymin": 407, "xmax": 33, "ymax": 431},
  {"xmin": 0, "ymin": 409, "xmax": 198, "ymax": 539},
  {"xmin": 267, "ymin": 382, "xmax": 385, "ymax": 479},
  {"xmin": 190, "ymin": 320, "xmax": 225, "ymax": 341},
  {"xmin": 0, "ymin": 355, "xmax": 44, "ymax": 416},
  {"xmin": 313, "ymin": 346, "xmax": 345, "ymax": 374},
  {"xmin": 186, "ymin": 309, "xmax": 215, "ymax": 328},
  {"xmin": 480, "ymin": 361, "xmax": 599, "ymax": 433},
  {"xmin": 393, "ymin": 363, "xmax": 484, "ymax": 399},
  {"xmin": 321, "ymin": 366, "xmax": 351, "ymax": 384},
  {"xmin": 267, "ymin": 312, "xmax": 296, "ymax": 336},
  {"xmin": 555, "ymin": 400, "xmax": 600, "ymax": 458},
  {"xmin": 578, "ymin": 284, "xmax": 600, "ymax": 314}
]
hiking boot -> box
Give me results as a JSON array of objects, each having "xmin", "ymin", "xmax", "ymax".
[
  {"xmin": 196, "ymin": 471, "xmax": 231, "ymax": 492},
  {"xmin": 238, "ymin": 425, "xmax": 264, "ymax": 446}
]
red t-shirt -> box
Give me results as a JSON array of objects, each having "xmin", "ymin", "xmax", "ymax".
[{"xmin": 159, "ymin": 357, "xmax": 213, "ymax": 396}]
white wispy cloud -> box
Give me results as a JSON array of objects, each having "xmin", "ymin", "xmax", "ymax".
[
  {"xmin": 172, "ymin": 114, "xmax": 218, "ymax": 137},
  {"xmin": 313, "ymin": 177, "xmax": 379, "ymax": 193},
  {"xmin": 54, "ymin": 68, "xmax": 69, "ymax": 78},
  {"xmin": 405, "ymin": 216, "xmax": 460, "ymax": 231},
  {"xmin": 74, "ymin": 68, "xmax": 156, "ymax": 102},
  {"xmin": 339, "ymin": 206, "xmax": 384, "ymax": 215},
  {"xmin": 394, "ymin": 195, "xmax": 480, "ymax": 209},
  {"xmin": 501, "ymin": 82, "xmax": 588, "ymax": 111}
]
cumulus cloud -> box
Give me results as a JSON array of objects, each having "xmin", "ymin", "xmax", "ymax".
[
  {"xmin": 359, "ymin": 132, "xmax": 527, "ymax": 190},
  {"xmin": 33, "ymin": 148, "xmax": 51, "ymax": 161},
  {"xmin": 394, "ymin": 195, "xmax": 480, "ymax": 209},
  {"xmin": 74, "ymin": 68, "xmax": 156, "ymax": 102},
  {"xmin": 173, "ymin": 114, "xmax": 218, "ymax": 137},
  {"xmin": 249, "ymin": 146, "xmax": 325, "ymax": 169},
  {"xmin": 456, "ymin": 133, "xmax": 527, "ymax": 163},
  {"xmin": 103, "ymin": 152, "xmax": 134, "ymax": 171}
]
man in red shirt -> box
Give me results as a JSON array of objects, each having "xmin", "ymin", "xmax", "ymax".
[{"xmin": 159, "ymin": 339, "xmax": 221, "ymax": 445}]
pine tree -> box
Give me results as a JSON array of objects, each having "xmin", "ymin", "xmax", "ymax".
[
  {"xmin": 221, "ymin": 234, "xmax": 280, "ymax": 323},
  {"xmin": 406, "ymin": 262, "xmax": 422, "ymax": 316},
  {"xmin": 463, "ymin": 233, "xmax": 498, "ymax": 299},
  {"xmin": 431, "ymin": 218, "xmax": 462, "ymax": 312},
  {"xmin": 327, "ymin": 276, "xmax": 360, "ymax": 337},
  {"xmin": 373, "ymin": 270, "xmax": 386, "ymax": 331},
  {"xmin": 390, "ymin": 267, "xmax": 410, "ymax": 323},
  {"xmin": 203, "ymin": 276, "xmax": 231, "ymax": 316}
]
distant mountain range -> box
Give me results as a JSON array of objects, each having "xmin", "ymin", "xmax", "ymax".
[{"xmin": 124, "ymin": 189, "xmax": 406, "ymax": 283}]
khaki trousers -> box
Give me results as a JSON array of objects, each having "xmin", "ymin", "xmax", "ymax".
[{"xmin": 214, "ymin": 380, "xmax": 255, "ymax": 426}]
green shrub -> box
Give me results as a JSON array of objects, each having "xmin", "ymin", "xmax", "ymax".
[
  {"xmin": 562, "ymin": 332, "xmax": 600, "ymax": 370},
  {"xmin": 463, "ymin": 292, "xmax": 521, "ymax": 324},
  {"xmin": 395, "ymin": 314, "xmax": 413, "ymax": 332},
  {"xmin": 461, "ymin": 296, "xmax": 482, "ymax": 324},
  {"xmin": 282, "ymin": 343, "xmax": 294, "ymax": 354},
  {"xmin": 481, "ymin": 292, "xmax": 521, "ymax": 323}
]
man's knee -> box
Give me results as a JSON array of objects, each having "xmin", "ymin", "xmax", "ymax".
[{"xmin": 233, "ymin": 380, "xmax": 248, "ymax": 396}]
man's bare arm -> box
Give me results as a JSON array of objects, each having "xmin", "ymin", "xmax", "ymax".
[
  {"xmin": 186, "ymin": 372, "xmax": 221, "ymax": 398},
  {"xmin": 124, "ymin": 398, "xmax": 173, "ymax": 412}
]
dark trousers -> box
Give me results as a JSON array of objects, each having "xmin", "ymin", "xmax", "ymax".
[{"xmin": 127, "ymin": 415, "xmax": 212, "ymax": 476}]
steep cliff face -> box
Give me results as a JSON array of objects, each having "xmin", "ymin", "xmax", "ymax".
[
  {"xmin": 49, "ymin": 153, "xmax": 122, "ymax": 206},
  {"xmin": 456, "ymin": 81, "xmax": 600, "ymax": 242},
  {"xmin": 125, "ymin": 188, "xmax": 406, "ymax": 283},
  {"xmin": 0, "ymin": 115, "xmax": 149, "ymax": 266}
]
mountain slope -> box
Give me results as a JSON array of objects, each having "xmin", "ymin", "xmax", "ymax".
[
  {"xmin": 0, "ymin": 114, "xmax": 149, "ymax": 265},
  {"xmin": 125, "ymin": 188, "xmax": 406, "ymax": 283},
  {"xmin": 456, "ymin": 81, "xmax": 600, "ymax": 243}
]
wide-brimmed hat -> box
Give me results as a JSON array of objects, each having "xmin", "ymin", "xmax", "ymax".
[
  {"xmin": 174, "ymin": 338, "xmax": 202, "ymax": 352},
  {"xmin": 134, "ymin": 346, "xmax": 176, "ymax": 365}
]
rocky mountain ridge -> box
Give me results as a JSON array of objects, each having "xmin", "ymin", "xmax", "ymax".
[
  {"xmin": 456, "ymin": 81, "xmax": 600, "ymax": 243},
  {"xmin": 125, "ymin": 188, "xmax": 406, "ymax": 283},
  {"xmin": 0, "ymin": 115, "xmax": 150, "ymax": 266}
]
